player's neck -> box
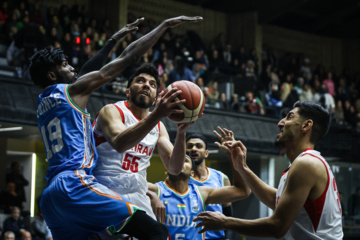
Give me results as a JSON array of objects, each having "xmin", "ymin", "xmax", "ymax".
[
  {"xmin": 166, "ymin": 178, "xmax": 189, "ymax": 194},
  {"xmin": 285, "ymin": 141, "xmax": 314, "ymax": 163},
  {"xmin": 127, "ymin": 101, "xmax": 150, "ymax": 119},
  {"xmin": 193, "ymin": 162, "xmax": 208, "ymax": 180}
]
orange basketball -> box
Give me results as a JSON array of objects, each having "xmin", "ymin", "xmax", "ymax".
[{"xmin": 166, "ymin": 80, "xmax": 205, "ymax": 123}]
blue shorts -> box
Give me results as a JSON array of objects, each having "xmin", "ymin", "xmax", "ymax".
[{"xmin": 40, "ymin": 170, "xmax": 141, "ymax": 240}]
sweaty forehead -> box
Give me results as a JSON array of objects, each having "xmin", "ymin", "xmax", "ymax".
[{"xmin": 136, "ymin": 73, "xmax": 156, "ymax": 81}]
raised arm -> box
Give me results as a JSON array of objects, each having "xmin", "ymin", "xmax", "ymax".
[
  {"xmin": 225, "ymin": 140, "xmax": 277, "ymax": 209},
  {"xmin": 69, "ymin": 16, "xmax": 203, "ymax": 109},
  {"xmin": 156, "ymin": 122, "xmax": 192, "ymax": 175},
  {"xmin": 78, "ymin": 19, "xmax": 145, "ymax": 77}
]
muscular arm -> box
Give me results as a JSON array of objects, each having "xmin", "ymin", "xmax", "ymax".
[
  {"xmin": 156, "ymin": 122, "xmax": 191, "ymax": 175},
  {"xmin": 68, "ymin": 16, "xmax": 202, "ymax": 110},
  {"xmin": 195, "ymin": 155, "xmax": 325, "ymax": 238}
]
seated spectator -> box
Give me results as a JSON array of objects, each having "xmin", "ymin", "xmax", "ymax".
[
  {"xmin": 0, "ymin": 182, "xmax": 23, "ymax": 213},
  {"xmin": 299, "ymin": 83, "xmax": 313, "ymax": 102},
  {"xmin": 218, "ymin": 92, "xmax": 230, "ymax": 110},
  {"xmin": 333, "ymin": 100, "xmax": 345, "ymax": 125},
  {"xmin": 4, "ymin": 231, "xmax": 15, "ymax": 240},
  {"xmin": 293, "ymin": 77, "xmax": 305, "ymax": 96},
  {"xmin": 265, "ymin": 81, "xmax": 283, "ymax": 117},
  {"xmin": 322, "ymin": 71, "xmax": 335, "ymax": 97},
  {"xmin": 168, "ymin": 56, "xmax": 193, "ymax": 84},
  {"xmin": 21, "ymin": 230, "xmax": 31, "ymax": 240},
  {"xmin": 230, "ymin": 93, "xmax": 242, "ymax": 112},
  {"xmin": 242, "ymin": 91, "xmax": 265, "ymax": 115},
  {"xmin": 206, "ymin": 81, "xmax": 220, "ymax": 105},
  {"xmin": 313, "ymin": 84, "xmax": 335, "ymax": 114},
  {"xmin": 3, "ymin": 207, "xmax": 31, "ymax": 239},
  {"xmin": 32, "ymin": 197, "xmax": 52, "ymax": 240},
  {"xmin": 245, "ymin": 60, "xmax": 257, "ymax": 81},
  {"xmin": 192, "ymin": 62, "xmax": 207, "ymax": 81}
]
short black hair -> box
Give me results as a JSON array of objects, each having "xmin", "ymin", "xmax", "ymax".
[
  {"xmin": 127, "ymin": 63, "xmax": 159, "ymax": 89},
  {"xmin": 186, "ymin": 133, "xmax": 208, "ymax": 150},
  {"xmin": 29, "ymin": 48, "xmax": 67, "ymax": 88},
  {"xmin": 293, "ymin": 101, "xmax": 330, "ymax": 143}
]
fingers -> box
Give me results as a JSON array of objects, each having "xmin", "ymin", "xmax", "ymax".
[{"xmin": 181, "ymin": 16, "xmax": 203, "ymax": 22}]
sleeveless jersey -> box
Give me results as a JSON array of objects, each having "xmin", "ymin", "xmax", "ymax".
[
  {"xmin": 156, "ymin": 181, "xmax": 205, "ymax": 240},
  {"xmin": 93, "ymin": 101, "xmax": 160, "ymax": 217},
  {"xmin": 275, "ymin": 149, "xmax": 343, "ymax": 240},
  {"xmin": 37, "ymin": 84, "xmax": 97, "ymax": 181},
  {"xmin": 189, "ymin": 167, "xmax": 226, "ymax": 239}
]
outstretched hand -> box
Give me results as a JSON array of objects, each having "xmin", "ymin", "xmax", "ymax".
[
  {"xmin": 111, "ymin": 17, "xmax": 145, "ymax": 41},
  {"xmin": 213, "ymin": 126, "xmax": 235, "ymax": 156},
  {"xmin": 193, "ymin": 211, "xmax": 227, "ymax": 234},
  {"xmin": 165, "ymin": 16, "xmax": 203, "ymax": 28}
]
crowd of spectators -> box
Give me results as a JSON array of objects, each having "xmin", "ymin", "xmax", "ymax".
[{"xmin": 0, "ymin": 1, "xmax": 359, "ymax": 131}]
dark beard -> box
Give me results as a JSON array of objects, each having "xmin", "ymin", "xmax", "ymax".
[
  {"xmin": 56, "ymin": 72, "xmax": 76, "ymax": 84},
  {"xmin": 130, "ymin": 90, "xmax": 153, "ymax": 109}
]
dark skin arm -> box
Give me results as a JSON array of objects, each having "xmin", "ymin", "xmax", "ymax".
[{"xmin": 68, "ymin": 16, "xmax": 203, "ymax": 111}]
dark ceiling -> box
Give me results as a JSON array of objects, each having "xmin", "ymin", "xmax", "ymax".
[{"xmin": 176, "ymin": 0, "xmax": 360, "ymax": 38}]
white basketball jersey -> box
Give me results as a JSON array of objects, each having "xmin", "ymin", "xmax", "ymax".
[
  {"xmin": 92, "ymin": 101, "xmax": 160, "ymax": 218},
  {"xmin": 276, "ymin": 149, "xmax": 343, "ymax": 240}
]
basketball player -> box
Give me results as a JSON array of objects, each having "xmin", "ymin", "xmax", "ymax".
[
  {"xmin": 194, "ymin": 101, "xmax": 343, "ymax": 239},
  {"xmin": 148, "ymin": 153, "xmax": 251, "ymax": 240},
  {"xmin": 92, "ymin": 62, "xmax": 193, "ymax": 221},
  {"xmin": 30, "ymin": 16, "xmax": 203, "ymax": 240},
  {"xmin": 186, "ymin": 131, "xmax": 233, "ymax": 240}
]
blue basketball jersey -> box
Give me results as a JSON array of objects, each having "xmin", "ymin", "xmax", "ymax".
[
  {"xmin": 156, "ymin": 181, "xmax": 205, "ymax": 240},
  {"xmin": 37, "ymin": 84, "xmax": 97, "ymax": 181},
  {"xmin": 189, "ymin": 167, "xmax": 226, "ymax": 239}
]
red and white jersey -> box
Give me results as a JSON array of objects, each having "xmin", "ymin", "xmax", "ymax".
[
  {"xmin": 92, "ymin": 100, "xmax": 160, "ymax": 196},
  {"xmin": 275, "ymin": 149, "xmax": 343, "ymax": 240}
]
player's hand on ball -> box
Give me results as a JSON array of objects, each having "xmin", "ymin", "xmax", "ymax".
[{"xmin": 153, "ymin": 88, "xmax": 185, "ymax": 119}]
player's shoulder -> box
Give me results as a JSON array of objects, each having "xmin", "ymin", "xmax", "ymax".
[{"xmin": 290, "ymin": 154, "xmax": 326, "ymax": 176}]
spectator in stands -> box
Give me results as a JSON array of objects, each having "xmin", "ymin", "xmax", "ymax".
[
  {"xmin": 4, "ymin": 231, "xmax": 15, "ymax": 240},
  {"xmin": 299, "ymin": 83, "xmax": 313, "ymax": 102},
  {"xmin": 333, "ymin": 100, "xmax": 345, "ymax": 125},
  {"xmin": 313, "ymin": 84, "xmax": 335, "ymax": 114},
  {"xmin": 336, "ymin": 76, "xmax": 351, "ymax": 102},
  {"xmin": 192, "ymin": 62, "xmax": 207, "ymax": 81},
  {"xmin": 208, "ymin": 49, "xmax": 223, "ymax": 73},
  {"xmin": 265, "ymin": 81, "xmax": 283, "ymax": 117},
  {"xmin": 293, "ymin": 77, "xmax": 305, "ymax": 96},
  {"xmin": 344, "ymin": 100, "xmax": 357, "ymax": 127},
  {"xmin": 280, "ymin": 73, "xmax": 293, "ymax": 103},
  {"xmin": 222, "ymin": 44, "xmax": 232, "ymax": 66},
  {"xmin": 206, "ymin": 81, "xmax": 220, "ymax": 105},
  {"xmin": 0, "ymin": 182, "xmax": 23, "ymax": 213},
  {"xmin": 218, "ymin": 92, "xmax": 230, "ymax": 110},
  {"xmin": 245, "ymin": 60, "xmax": 257, "ymax": 81},
  {"xmin": 299, "ymin": 57, "xmax": 312, "ymax": 81},
  {"xmin": 21, "ymin": 230, "xmax": 31, "ymax": 240},
  {"xmin": 168, "ymin": 56, "xmax": 193, "ymax": 84},
  {"xmin": 242, "ymin": 90, "xmax": 265, "ymax": 115},
  {"xmin": 230, "ymin": 93, "xmax": 242, "ymax": 112},
  {"xmin": 3, "ymin": 207, "xmax": 31, "ymax": 239},
  {"xmin": 6, "ymin": 162, "xmax": 28, "ymax": 205},
  {"xmin": 322, "ymin": 71, "xmax": 335, "ymax": 97},
  {"xmin": 32, "ymin": 197, "xmax": 52, "ymax": 240},
  {"xmin": 260, "ymin": 63, "xmax": 272, "ymax": 91}
]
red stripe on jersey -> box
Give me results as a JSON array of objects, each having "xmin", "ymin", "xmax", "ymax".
[
  {"xmin": 302, "ymin": 153, "xmax": 330, "ymax": 232},
  {"xmin": 125, "ymin": 101, "xmax": 141, "ymax": 121},
  {"xmin": 113, "ymin": 104, "xmax": 125, "ymax": 124}
]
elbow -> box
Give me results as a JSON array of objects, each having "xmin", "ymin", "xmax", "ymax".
[
  {"xmin": 244, "ymin": 188, "xmax": 252, "ymax": 198},
  {"xmin": 167, "ymin": 168, "xmax": 181, "ymax": 176},
  {"xmin": 270, "ymin": 220, "xmax": 289, "ymax": 238}
]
